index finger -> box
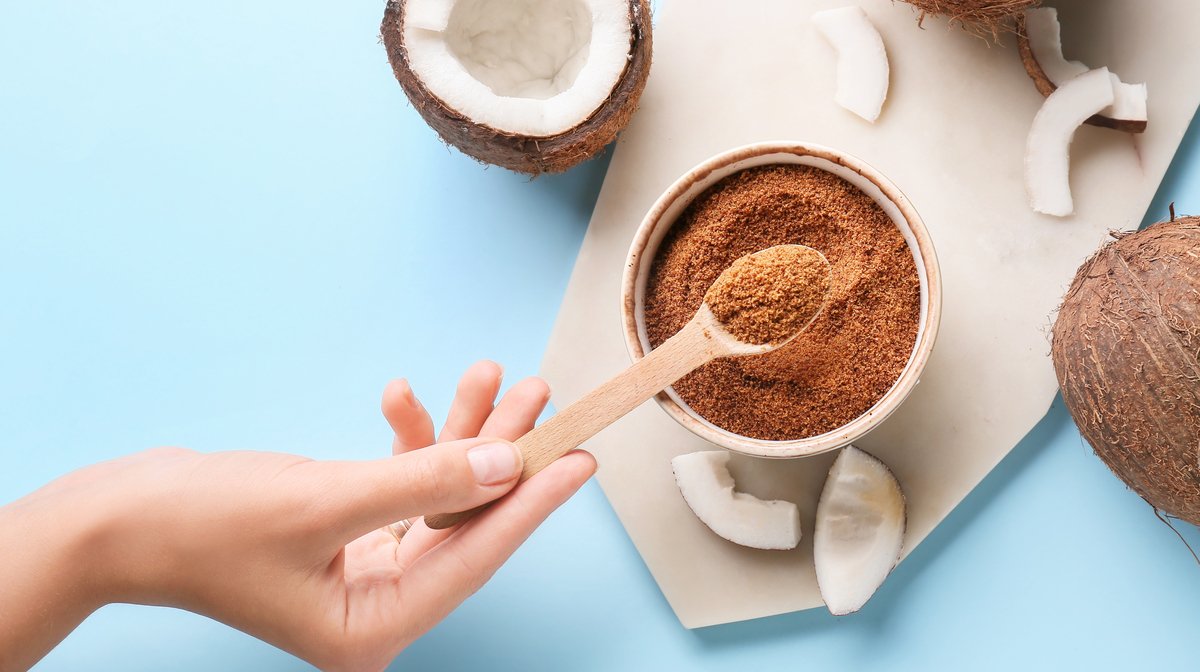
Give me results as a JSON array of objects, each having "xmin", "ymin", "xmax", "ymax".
[{"xmin": 381, "ymin": 379, "xmax": 436, "ymax": 454}]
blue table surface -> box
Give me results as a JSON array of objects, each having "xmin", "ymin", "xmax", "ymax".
[{"xmin": 3, "ymin": 2, "xmax": 1199, "ymax": 670}]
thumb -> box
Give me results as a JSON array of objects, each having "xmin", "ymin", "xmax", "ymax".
[{"xmin": 326, "ymin": 437, "xmax": 523, "ymax": 542}]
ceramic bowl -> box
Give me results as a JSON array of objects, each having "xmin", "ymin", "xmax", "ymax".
[{"xmin": 621, "ymin": 141, "xmax": 942, "ymax": 458}]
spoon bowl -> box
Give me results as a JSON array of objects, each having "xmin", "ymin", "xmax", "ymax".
[{"xmin": 700, "ymin": 244, "xmax": 831, "ymax": 355}]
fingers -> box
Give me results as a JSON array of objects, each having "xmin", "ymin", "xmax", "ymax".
[
  {"xmin": 328, "ymin": 437, "xmax": 525, "ymax": 543},
  {"xmin": 478, "ymin": 377, "xmax": 551, "ymax": 441},
  {"xmin": 438, "ymin": 361, "xmax": 503, "ymax": 443},
  {"xmin": 383, "ymin": 365, "xmax": 544, "ymax": 455},
  {"xmin": 392, "ymin": 375, "xmax": 553, "ymax": 564},
  {"xmin": 381, "ymin": 379, "xmax": 436, "ymax": 454},
  {"xmin": 396, "ymin": 451, "xmax": 596, "ymax": 622}
]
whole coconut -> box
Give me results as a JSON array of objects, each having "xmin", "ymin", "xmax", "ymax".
[{"xmin": 1052, "ymin": 218, "xmax": 1200, "ymax": 525}]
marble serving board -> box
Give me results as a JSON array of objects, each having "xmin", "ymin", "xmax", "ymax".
[{"xmin": 541, "ymin": 0, "xmax": 1200, "ymax": 628}]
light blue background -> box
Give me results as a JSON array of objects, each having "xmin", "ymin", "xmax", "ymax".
[{"xmin": 3, "ymin": 2, "xmax": 1198, "ymax": 670}]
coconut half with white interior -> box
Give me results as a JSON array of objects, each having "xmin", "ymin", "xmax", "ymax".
[{"xmin": 381, "ymin": 0, "xmax": 653, "ymax": 174}]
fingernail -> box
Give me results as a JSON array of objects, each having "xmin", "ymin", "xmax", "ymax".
[
  {"xmin": 398, "ymin": 379, "xmax": 418, "ymax": 407},
  {"xmin": 467, "ymin": 442, "xmax": 522, "ymax": 485}
]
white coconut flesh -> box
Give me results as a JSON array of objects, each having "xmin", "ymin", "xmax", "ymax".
[
  {"xmin": 1025, "ymin": 67, "xmax": 1114, "ymax": 217},
  {"xmin": 1024, "ymin": 8, "xmax": 1147, "ymax": 122},
  {"xmin": 402, "ymin": 0, "xmax": 633, "ymax": 137},
  {"xmin": 1105, "ymin": 78, "xmax": 1148, "ymax": 122},
  {"xmin": 671, "ymin": 451, "xmax": 802, "ymax": 551},
  {"xmin": 812, "ymin": 7, "xmax": 889, "ymax": 123},
  {"xmin": 1025, "ymin": 8, "xmax": 1087, "ymax": 85},
  {"xmin": 813, "ymin": 445, "xmax": 906, "ymax": 616}
]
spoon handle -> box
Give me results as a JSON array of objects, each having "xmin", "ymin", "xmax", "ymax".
[{"xmin": 424, "ymin": 319, "xmax": 719, "ymax": 530}]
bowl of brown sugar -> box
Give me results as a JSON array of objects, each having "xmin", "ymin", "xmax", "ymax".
[{"xmin": 622, "ymin": 141, "xmax": 942, "ymax": 458}]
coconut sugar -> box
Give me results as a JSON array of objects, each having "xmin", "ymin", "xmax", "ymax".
[
  {"xmin": 644, "ymin": 165, "xmax": 920, "ymax": 440},
  {"xmin": 704, "ymin": 245, "xmax": 831, "ymax": 346}
]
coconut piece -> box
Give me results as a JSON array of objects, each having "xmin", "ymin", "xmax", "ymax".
[
  {"xmin": 671, "ymin": 451, "xmax": 802, "ymax": 551},
  {"xmin": 1024, "ymin": 67, "xmax": 1114, "ymax": 217},
  {"xmin": 1017, "ymin": 9, "xmax": 1147, "ymax": 133},
  {"xmin": 1053, "ymin": 218, "xmax": 1200, "ymax": 526},
  {"xmin": 1024, "ymin": 8, "xmax": 1147, "ymax": 123},
  {"xmin": 812, "ymin": 7, "xmax": 889, "ymax": 123},
  {"xmin": 1106, "ymin": 76, "xmax": 1148, "ymax": 123},
  {"xmin": 381, "ymin": 0, "xmax": 653, "ymax": 174},
  {"xmin": 1023, "ymin": 7, "xmax": 1088, "ymax": 85},
  {"xmin": 813, "ymin": 445, "xmax": 906, "ymax": 616}
]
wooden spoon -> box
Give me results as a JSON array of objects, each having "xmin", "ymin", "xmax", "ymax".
[{"xmin": 425, "ymin": 244, "xmax": 832, "ymax": 529}]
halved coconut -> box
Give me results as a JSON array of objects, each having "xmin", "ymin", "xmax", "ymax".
[
  {"xmin": 381, "ymin": 0, "xmax": 652, "ymax": 174},
  {"xmin": 1025, "ymin": 67, "xmax": 1114, "ymax": 217},
  {"xmin": 671, "ymin": 451, "xmax": 802, "ymax": 551},
  {"xmin": 812, "ymin": 7, "xmax": 889, "ymax": 123},
  {"xmin": 814, "ymin": 445, "xmax": 906, "ymax": 616},
  {"xmin": 1017, "ymin": 8, "xmax": 1147, "ymax": 133}
]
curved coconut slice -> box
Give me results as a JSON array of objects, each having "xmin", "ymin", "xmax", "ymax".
[
  {"xmin": 1025, "ymin": 67, "xmax": 1114, "ymax": 217},
  {"xmin": 814, "ymin": 445, "xmax": 906, "ymax": 616},
  {"xmin": 812, "ymin": 7, "xmax": 889, "ymax": 123},
  {"xmin": 382, "ymin": 0, "xmax": 652, "ymax": 174},
  {"xmin": 1024, "ymin": 8, "xmax": 1088, "ymax": 86},
  {"xmin": 671, "ymin": 451, "xmax": 801, "ymax": 551},
  {"xmin": 1018, "ymin": 9, "xmax": 1147, "ymax": 133}
]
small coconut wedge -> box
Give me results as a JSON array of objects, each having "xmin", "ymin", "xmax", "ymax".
[
  {"xmin": 1017, "ymin": 8, "xmax": 1147, "ymax": 133},
  {"xmin": 672, "ymin": 451, "xmax": 801, "ymax": 551},
  {"xmin": 1025, "ymin": 67, "xmax": 1114, "ymax": 217},
  {"xmin": 814, "ymin": 446, "xmax": 905, "ymax": 616},
  {"xmin": 1104, "ymin": 76, "xmax": 1148, "ymax": 125},
  {"xmin": 1023, "ymin": 7, "xmax": 1087, "ymax": 86},
  {"xmin": 382, "ymin": 0, "xmax": 652, "ymax": 174},
  {"xmin": 813, "ymin": 7, "xmax": 889, "ymax": 123}
]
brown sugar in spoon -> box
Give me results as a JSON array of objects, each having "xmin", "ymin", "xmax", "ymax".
[{"xmin": 424, "ymin": 244, "xmax": 832, "ymax": 529}]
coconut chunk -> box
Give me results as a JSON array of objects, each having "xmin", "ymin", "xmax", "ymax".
[
  {"xmin": 1025, "ymin": 67, "xmax": 1114, "ymax": 217},
  {"xmin": 1023, "ymin": 8, "xmax": 1147, "ymax": 123},
  {"xmin": 1024, "ymin": 8, "xmax": 1088, "ymax": 85},
  {"xmin": 812, "ymin": 7, "xmax": 889, "ymax": 123},
  {"xmin": 671, "ymin": 451, "xmax": 802, "ymax": 551},
  {"xmin": 814, "ymin": 446, "xmax": 906, "ymax": 616},
  {"xmin": 1107, "ymin": 75, "xmax": 1147, "ymax": 122},
  {"xmin": 400, "ymin": 0, "xmax": 634, "ymax": 138}
]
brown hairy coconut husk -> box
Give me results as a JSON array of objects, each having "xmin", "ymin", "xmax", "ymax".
[
  {"xmin": 381, "ymin": 0, "xmax": 652, "ymax": 175},
  {"xmin": 1014, "ymin": 13, "xmax": 1146, "ymax": 133},
  {"xmin": 1052, "ymin": 218, "xmax": 1200, "ymax": 525},
  {"xmin": 899, "ymin": 0, "xmax": 1040, "ymax": 40}
]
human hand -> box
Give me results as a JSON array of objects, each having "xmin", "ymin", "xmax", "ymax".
[{"xmin": 0, "ymin": 362, "xmax": 595, "ymax": 672}]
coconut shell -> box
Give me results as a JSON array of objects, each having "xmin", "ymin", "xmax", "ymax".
[
  {"xmin": 1014, "ymin": 13, "xmax": 1146, "ymax": 134},
  {"xmin": 900, "ymin": 0, "xmax": 1039, "ymax": 40},
  {"xmin": 381, "ymin": 0, "xmax": 652, "ymax": 175},
  {"xmin": 1052, "ymin": 218, "xmax": 1200, "ymax": 525}
]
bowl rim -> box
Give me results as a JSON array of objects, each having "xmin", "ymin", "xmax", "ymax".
[{"xmin": 620, "ymin": 140, "xmax": 943, "ymax": 459}]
